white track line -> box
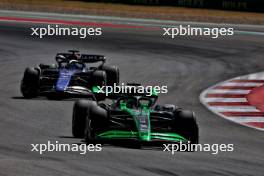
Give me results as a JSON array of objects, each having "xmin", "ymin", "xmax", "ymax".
[
  {"xmin": 206, "ymin": 90, "xmax": 251, "ymax": 94},
  {"xmin": 1, "ymin": 10, "xmax": 264, "ymax": 29},
  {"xmin": 204, "ymin": 98, "xmax": 248, "ymax": 102},
  {"xmin": 220, "ymin": 82, "xmax": 263, "ymax": 87},
  {"xmin": 210, "ymin": 106, "xmax": 259, "ymax": 112},
  {"xmin": 0, "ymin": 10, "xmax": 264, "ymax": 36},
  {"xmin": 228, "ymin": 117, "xmax": 264, "ymax": 123}
]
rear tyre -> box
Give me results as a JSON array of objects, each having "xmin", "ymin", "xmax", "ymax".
[
  {"xmin": 93, "ymin": 70, "xmax": 107, "ymax": 101},
  {"xmin": 173, "ymin": 110, "xmax": 199, "ymax": 144},
  {"xmin": 93, "ymin": 70, "xmax": 106, "ymax": 86},
  {"xmin": 20, "ymin": 67, "xmax": 39, "ymax": 98},
  {"xmin": 100, "ymin": 65, "xmax": 119, "ymax": 86},
  {"xmin": 72, "ymin": 100, "xmax": 96, "ymax": 138}
]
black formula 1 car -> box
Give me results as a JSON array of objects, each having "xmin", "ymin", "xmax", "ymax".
[
  {"xmin": 20, "ymin": 50, "xmax": 119, "ymax": 99},
  {"xmin": 72, "ymin": 90, "xmax": 199, "ymax": 147}
]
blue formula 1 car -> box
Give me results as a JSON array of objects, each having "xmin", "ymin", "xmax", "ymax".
[{"xmin": 20, "ymin": 50, "xmax": 119, "ymax": 100}]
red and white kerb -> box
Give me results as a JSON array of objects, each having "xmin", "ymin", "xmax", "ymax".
[{"xmin": 201, "ymin": 75, "xmax": 264, "ymax": 131}]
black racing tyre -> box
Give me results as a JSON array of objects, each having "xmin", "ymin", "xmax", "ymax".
[
  {"xmin": 93, "ymin": 70, "xmax": 106, "ymax": 87},
  {"xmin": 162, "ymin": 104, "xmax": 176, "ymax": 112},
  {"xmin": 84, "ymin": 117, "xmax": 96, "ymax": 143},
  {"xmin": 39, "ymin": 63, "xmax": 57, "ymax": 69},
  {"xmin": 72, "ymin": 100, "xmax": 96, "ymax": 138},
  {"xmin": 84, "ymin": 105, "xmax": 108, "ymax": 143},
  {"xmin": 100, "ymin": 65, "xmax": 119, "ymax": 86},
  {"xmin": 20, "ymin": 67, "xmax": 39, "ymax": 98},
  {"xmin": 173, "ymin": 110, "xmax": 199, "ymax": 144},
  {"xmin": 92, "ymin": 70, "xmax": 107, "ymax": 101}
]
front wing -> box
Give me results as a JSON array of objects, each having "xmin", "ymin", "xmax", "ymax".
[{"xmin": 96, "ymin": 130, "xmax": 187, "ymax": 143}]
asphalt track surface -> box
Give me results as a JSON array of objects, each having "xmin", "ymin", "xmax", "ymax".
[{"xmin": 0, "ymin": 17, "xmax": 264, "ymax": 176}]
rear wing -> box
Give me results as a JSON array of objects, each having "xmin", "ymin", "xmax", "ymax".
[
  {"xmin": 55, "ymin": 53, "xmax": 106, "ymax": 63},
  {"xmin": 81, "ymin": 54, "xmax": 105, "ymax": 63}
]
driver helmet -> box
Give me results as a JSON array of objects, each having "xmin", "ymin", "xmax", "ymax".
[
  {"xmin": 125, "ymin": 98, "xmax": 137, "ymax": 109},
  {"xmin": 68, "ymin": 53, "xmax": 80, "ymax": 61}
]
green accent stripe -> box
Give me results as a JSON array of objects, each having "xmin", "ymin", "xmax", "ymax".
[{"xmin": 97, "ymin": 130, "xmax": 187, "ymax": 141}]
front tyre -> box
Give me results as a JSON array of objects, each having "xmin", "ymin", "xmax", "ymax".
[
  {"xmin": 72, "ymin": 100, "xmax": 96, "ymax": 138},
  {"xmin": 84, "ymin": 117, "xmax": 96, "ymax": 143},
  {"xmin": 20, "ymin": 67, "xmax": 39, "ymax": 98},
  {"xmin": 84, "ymin": 105, "xmax": 108, "ymax": 143}
]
